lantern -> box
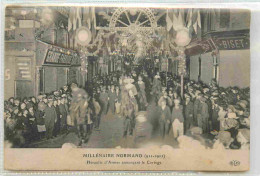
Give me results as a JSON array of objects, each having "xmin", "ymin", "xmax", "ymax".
[
  {"xmin": 175, "ymin": 28, "xmax": 191, "ymax": 47},
  {"xmin": 75, "ymin": 27, "xmax": 92, "ymax": 46}
]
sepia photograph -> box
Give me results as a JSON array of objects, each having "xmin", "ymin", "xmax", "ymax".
[{"xmin": 3, "ymin": 5, "xmax": 250, "ymax": 171}]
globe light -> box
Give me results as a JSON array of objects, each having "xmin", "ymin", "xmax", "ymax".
[
  {"xmin": 129, "ymin": 9, "xmax": 137, "ymax": 16},
  {"xmin": 21, "ymin": 10, "xmax": 27, "ymax": 16},
  {"xmin": 175, "ymin": 28, "xmax": 191, "ymax": 47}
]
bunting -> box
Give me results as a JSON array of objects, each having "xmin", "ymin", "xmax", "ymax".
[
  {"xmin": 166, "ymin": 9, "xmax": 185, "ymax": 32},
  {"xmin": 165, "ymin": 8, "xmax": 202, "ymax": 40},
  {"xmin": 166, "ymin": 10, "xmax": 173, "ymax": 31},
  {"xmin": 82, "ymin": 7, "xmax": 96, "ymax": 42},
  {"xmin": 186, "ymin": 9, "xmax": 193, "ymax": 28},
  {"xmin": 68, "ymin": 7, "xmax": 82, "ymax": 32},
  {"xmin": 68, "ymin": 7, "xmax": 96, "ymax": 33},
  {"xmin": 68, "ymin": 7, "xmax": 97, "ymax": 49}
]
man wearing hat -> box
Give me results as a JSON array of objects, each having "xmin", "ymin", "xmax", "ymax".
[
  {"xmin": 108, "ymin": 85, "xmax": 116, "ymax": 115},
  {"xmin": 43, "ymin": 96, "xmax": 48, "ymax": 104},
  {"xmin": 158, "ymin": 91, "xmax": 172, "ymax": 108},
  {"xmin": 142, "ymin": 71, "xmax": 151, "ymax": 99},
  {"xmin": 171, "ymin": 99, "xmax": 184, "ymax": 139},
  {"xmin": 26, "ymin": 102, "xmax": 37, "ymax": 140},
  {"xmin": 211, "ymin": 98, "xmax": 220, "ymax": 131},
  {"xmin": 199, "ymin": 96, "xmax": 209, "ymax": 133},
  {"xmin": 151, "ymin": 73, "xmax": 162, "ymax": 103},
  {"xmin": 193, "ymin": 92, "xmax": 202, "ymax": 126},
  {"xmin": 99, "ymin": 86, "xmax": 109, "ymax": 116},
  {"xmin": 44, "ymin": 96, "xmax": 57, "ymax": 139},
  {"xmin": 62, "ymin": 85, "xmax": 69, "ymax": 94},
  {"xmin": 70, "ymin": 83, "xmax": 89, "ymax": 126},
  {"xmin": 158, "ymin": 99, "xmax": 171, "ymax": 138},
  {"xmin": 184, "ymin": 96, "xmax": 193, "ymax": 133},
  {"xmin": 59, "ymin": 97, "xmax": 68, "ymax": 133}
]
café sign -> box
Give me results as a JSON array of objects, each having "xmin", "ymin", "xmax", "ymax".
[
  {"xmin": 45, "ymin": 50, "xmax": 81, "ymax": 66},
  {"xmin": 216, "ymin": 37, "xmax": 249, "ymax": 50}
]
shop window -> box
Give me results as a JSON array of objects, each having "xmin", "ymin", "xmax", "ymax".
[{"xmin": 220, "ymin": 9, "xmax": 230, "ymax": 29}]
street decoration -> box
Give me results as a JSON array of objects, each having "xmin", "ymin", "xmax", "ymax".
[
  {"xmin": 35, "ymin": 7, "xmax": 206, "ymax": 76},
  {"xmin": 75, "ymin": 26, "xmax": 92, "ymax": 46}
]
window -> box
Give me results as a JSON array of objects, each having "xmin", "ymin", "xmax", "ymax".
[{"xmin": 220, "ymin": 9, "xmax": 230, "ymax": 29}]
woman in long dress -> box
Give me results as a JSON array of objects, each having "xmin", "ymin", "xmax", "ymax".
[{"xmin": 137, "ymin": 76, "xmax": 148, "ymax": 111}]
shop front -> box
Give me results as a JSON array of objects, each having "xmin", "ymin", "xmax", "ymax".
[
  {"xmin": 4, "ymin": 51, "xmax": 36, "ymax": 99},
  {"xmin": 35, "ymin": 41, "xmax": 81, "ymax": 94},
  {"xmin": 186, "ymin": 29, "xmax": 250, "ymax": 88}
]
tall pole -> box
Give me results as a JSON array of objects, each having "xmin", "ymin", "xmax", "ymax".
[
  {"xmin": 166, "ymin": 57, "xmax": 168, "ymax": 88},
  {"xmin": 181, "ymin": 74, "xmax": 184, "ymax": 98}
]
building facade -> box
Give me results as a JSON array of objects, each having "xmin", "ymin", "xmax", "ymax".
[
  {"xmin": 4, "ymin": 7, "xmax": 82, "ymax": 99},
  {"xmin": 186, "ymin": 9, "xmax": 250, "ymax": 88}
]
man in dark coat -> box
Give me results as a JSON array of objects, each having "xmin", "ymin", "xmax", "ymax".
[
  {"xmin": 211, "ymin": 99, "xmax": 220, "ymax": 131},
  {"xmin": 70, "ymin": 83, "xmax": 89, "ymax": 126},
  {"xmin": 184, "ymin": 96, "xmax": 194, "ymax": 133},
  {"xmin": 142, "ymin": 72, "xmax": 151, "ymax": 100},
  {"xmin": 99, "ymin": 87, "xmax": 109, "ymax": 116},
  {"xmin": 59, "ymin": 97, "xmax": 68, "ymax": 133},
  {"xmin": 44, "ymin": 97, "xmax": 57, "ymax": 139},
  {"xmin": 200, "ymin": 97, "xmax": 209, "ymax": 133},
  {"xmin": 193, "ymin": 92, "xmax": 202, "ymax": 126},
  {"xmin": 53, "ymin": 99, "xmax": 61, "ymax": 137},
  {"xmin": 108, "ymin": 85, "xmax": 116, "ymax": 115},
  {"xmin": 158, "ymin": 99, "xmax": 171, "ymax": 138},
  {"xmin": 35, "ymin": 102, "xmax": 46, "ymax": 140}
]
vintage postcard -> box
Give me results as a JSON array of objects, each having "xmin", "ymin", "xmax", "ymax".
[{"xmin": 3, "ymin": 5, "xmax": 250, "ymax": 171}]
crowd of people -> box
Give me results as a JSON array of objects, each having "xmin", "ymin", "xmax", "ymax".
[
  {"xmin": 4, "ymin": 85, "xmax": 73, "ymax": 147},
  {"xmin": 4, "ymin": 69, "xmax": 250, "ymax": 149},
  {"xmin": 87, "ymin": 70, "xmax": 250, "ymax": 149}
]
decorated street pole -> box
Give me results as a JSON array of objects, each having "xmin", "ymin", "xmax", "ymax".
[
  {"xmin": 174, "ymin": 27, "xmax": 191, "ymax": 98},
  {"xmin": 177, "ymin": 47, "xmax": 186, "ymax": 98},
  {"xmin": 166, "ymin": 55, "xmax": 169, "ymax": 88}
]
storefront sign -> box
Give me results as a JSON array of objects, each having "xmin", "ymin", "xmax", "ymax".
[
  {"xmin": 16, "ymin": 58, "xmax": 32, "ymax": 80},
  {"xmin": 185, "ymin": 30, "xmax": 249, "ymax": 56},
  {"xmin": 45, "ymin": 50, "xmax": 80, "ymax": 65},
  {"xmin": 216, "ymin": 37, "xmax": 249, "ymax": 50}
]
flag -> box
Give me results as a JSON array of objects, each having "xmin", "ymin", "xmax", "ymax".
[
  {"xmin": 68, "ymin": 7, "xmax": 76, "ymax": 31},
  {"xmin": 178, "ymin": 9, "xmax": 185, "ymax": 26},
  {"xmin": 192, "ymin": 9, "xmax": 201, "ymax": 39},
  {"xmin": 91, "ymin": 7, "xmax": 96, "ymax": 29},
  {"xmin": 172, "ymin": 12, "xmax": 179, "ymax": 31},
  {"xmin": 186, "ymin": 9, "xmax": 193, "ymax": 28},
  {"xmin": 91, "ymin": 7, "xmax": 97, "ymax": 42},
  {"xmin": 197, "ymin": 10, "xmax": 202, "ymax": 39},
  {"xmin": 178, "ymin": 9, "xmax": 184, "ymax": 28},
  {"xmin": 197, "ymin": 10, "xmax": 201, "ymax": 29},
  {"xmin": 68, "ymin": 7, "xmax": 82, "ymax": 31},
  {"xmin": 166, "ymin": 9, "xmax": 173, "ymax": 31},
  {"xmin": 83, "ymin": 7, "xmax": 91, "ymax": 29},
  {"xmin": 193, "ymin": 20, "xmax": 198, "ymax": 34},
  {"xmin": 75, "ymin": 7, "xmax": 82, "ymax": 30}
]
